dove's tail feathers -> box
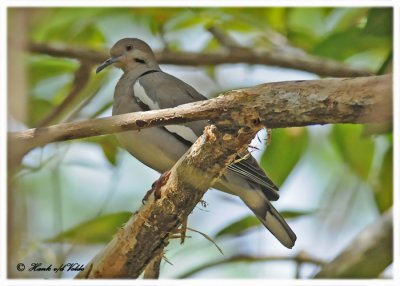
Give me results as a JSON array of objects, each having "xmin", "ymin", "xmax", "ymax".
[
  {"xmin": 239, "ymin": 190, "xmax": 297, "ymax": 249},
  {"xmin": 256, "ymin": 200, "xmax": 297, "ymax": 248},
  {"xmin": 215, "ymin": 172, "xmax": 297, "ymax": 248}
]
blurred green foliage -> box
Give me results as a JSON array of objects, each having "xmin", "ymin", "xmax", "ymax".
[
  {"xmin": 49, "ymin": 212, "xmax": 131, "ymax": 244},
  {"xmin": 261, "ymin": 128, "xmax": 308, "ymax": 187},
  {"xmin": 9, "ymin": 7, "xmax": 393, "ymax": 279}
]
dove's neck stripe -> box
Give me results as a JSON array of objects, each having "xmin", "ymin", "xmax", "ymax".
[
  {"xmin": 133, "ymin": 77, "xmax": 198, "ymax": 146},
  {"xmin": 139, "ymin": 69, "xmax": 159, "ymax": 78}
]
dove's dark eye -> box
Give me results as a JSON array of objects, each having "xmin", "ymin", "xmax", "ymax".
[{"xmin": 126, "ymin": 45, "xmax": 133, "ymax": 51}]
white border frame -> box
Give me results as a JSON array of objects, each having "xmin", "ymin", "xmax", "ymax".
[{"xmin": 1, "ymin": 1, "xmax": 398, "ymax": 286}]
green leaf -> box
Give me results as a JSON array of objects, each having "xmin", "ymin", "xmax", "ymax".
[
  {"xmin": 31, "ymin": 8, "xmax": 106, "ymax": 45},
  {"xmin": 362, "ymin": 122, "xmax": 393, "ymax": 137},
  {"xmin": 202, "ymin": 37, "xmax": 220, "ymax": 53},
  {"xmin": 48, "ymin": 212, "xmax": 131, "ymax": 244},
  {"xmin": 261, "ymin": 128, "xmax": 308, "ymax": 187},
  {"xmin": 215, "ymin": 215, "xmax": 260, "ymax": 238},
  {"xmin": 346, "ymin": 50, "xmax": 391, "ymax": 72},
  {"xmin": 143, "ymin": 15, "xmax": 160, "ymax": 35},
  {"xmin": 374, "ymin": 144, "xmax": 392, "ymax": 212},
  {"xmin": 287, "ymin": 8, "xmax": 331, "ymax": 38},
  {"xmin": 29, "ymin": 56, "xmax": 78, "ymax": 86},
  {"xmin": 326, "ymin": 8, "xmax": 369, "ymax": 34},
  {"xmin": 28, "ymin": 98, "xmax": 55, "ymax": 127},
  {"xmin": 99, "ymin": 138, "xmax": 118, "ymax": 166},
  {"xmin": 313, "ymin": 28, "xmax": 391, "ymax": 61},
  {"xmin": 165, "ymin": 10, "xmax": 209, "ymax": 32},
  {"xmin": 286, "ymin": 8, "xmax": 330, "ymax": 50},
  {"xmin": 215, "ymin": 210, "xmax": 312, "ymax": 238},
  {"xmin": 376, "ymin": 51, "xmax": 393, "ymax": 75},
  {"xmin": 263, "ymin": 8, "xmax": 287, "ymax": 33},
  {"xmin": 218, "ymin": 19, "xmax": 255, "ymax": 33},
  {"xmin": 90, "ymin": 101, "xmax": 113, "ymax": 119},
  {"xmin": 329, "ymin": 125, "xmax": 375, "ymax": 181},
  {"xmin": 279, "ymin": 210, "xmax": 315, "ymax": 219},
  {"xmin": 203, "ymin": 66, "xmax": 216, "ymax": 81},
  {"xmin": 364, "ymin": 8, "xmax": 393, "ymax": 37}
]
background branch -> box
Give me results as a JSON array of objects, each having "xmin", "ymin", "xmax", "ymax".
[
  {"xmin": 8, "ymin": 75, "xmax": 392, "ymax": 165},
  {"xmin": 29, "ymin": 42, "xmax": 373, "ymax": 77},
  {"xmin": 314, "ymin": 208, "xmax": 392, "ymax": 278},
  {"xmin": 207, "ymin": 26, "xmax": 246, "ymax": 52},
  {"xmin": 178, "ymin": 252, "xmax": 326, "ymax": 278},
  {"xmin": 37, "ymin": 61, "xmax": 92, "ymax": 127}
]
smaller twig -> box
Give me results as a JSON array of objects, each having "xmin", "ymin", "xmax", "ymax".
[
  {"xmin": 187, "ymin": 227, "xmax": 224, "ymax": 255},
  {"xmin": 170, "ymin": 234, "xmax": 192, "ymax": 239},
  {"xmin": 160, "ymin": 25, "xmax": 170, "ymax": 52},
  {"xmin": 295, "ymin": 250, "xmax": 312, "ymax": 279},
  {"xmin": 207, "ymin": 26, "xmax": 246, "ymax": 52},
  {"xmin": 180, "ymin": 216, "xmax": 188, "ymax": 244},
  {"xmin": 295, "ymin": 262, "xmax": 302, "ymax": 279},
  {"xmin": 231, "ymin": 153, "xmax": 251, "ymax": 164},
  {"xmin": 248, "ymin": 144, "xmax": 261, "ymax": 151},
  {"xmin": 162, "ymin": 255, "xmax": 173, "ymax": 266}
]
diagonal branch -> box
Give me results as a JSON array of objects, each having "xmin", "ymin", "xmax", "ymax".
[
  {"xmin": 76, "ymin": 112, "xmax": 263, "ymax": 278},
  {"xmin": 207, "ymin": 26, "xmax": 246, "ymax": 52},
  {"xmin": 29, "ymin": 42, "xmax": 373, "ymax": 77}
]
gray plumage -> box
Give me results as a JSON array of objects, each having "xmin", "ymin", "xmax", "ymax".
[{"xmin": 97, "ymin": 38, "xmax": 296, "ymax": 248}]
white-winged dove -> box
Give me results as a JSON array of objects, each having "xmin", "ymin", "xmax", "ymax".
[{"xmin": 96, "ymin": 38, "xmax": 297, "ymax": 248}]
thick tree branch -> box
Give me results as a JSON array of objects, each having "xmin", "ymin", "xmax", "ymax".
[
  {"xmin": 76, "ymin": 112, "xmax": 263, "ymax": 278},
  {"xmin": 29, "ymin": 42, "xmax": 373, "ymax": 77},
  {"xmin": 314, "ymin": 208, "xmax": 392, "ymax": 278},
  {"xmin": 8, "ymin": 75, "xmax": 392, "ymax": 164}
]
